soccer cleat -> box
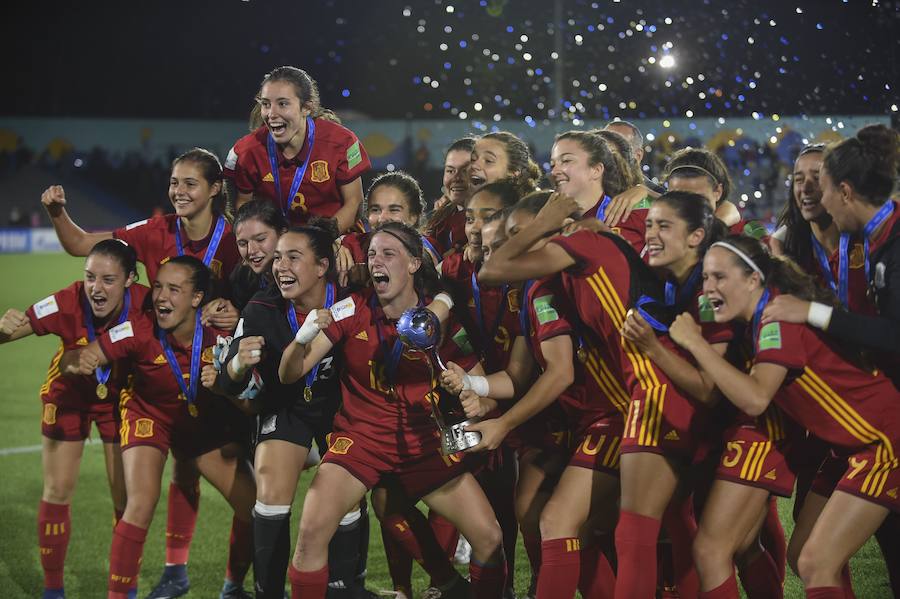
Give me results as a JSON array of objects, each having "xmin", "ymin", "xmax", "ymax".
[
  {"xmin": 143, "ymin": 571, "xmax": 190, "ymax": 599},
  {"xmin": 218, "ymin": 583, "xmax": 253, "ymax": 599}
]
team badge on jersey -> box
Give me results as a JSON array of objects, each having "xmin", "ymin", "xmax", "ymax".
[
  {"xmin": 134, "ymin": 418, "xmax": 154, "ymax": 438},
  {"xmin": 33, "ymin": 295, "xmax": 59, "ymax": 319},
  {"xmin": 330, "ymin": 297, "xmax": 356, "ymax": 321},
  {"xmin": 42, "ymin": 403, "xmax": 57, "ymax": 425},
  {"xmin": 758, "ymin": 323, "xmax": 782, "ymax": 351},
  {"xmin": 849, "ymin": 243, "xmax": 866, "ymax": 269},
  {"xmin": 201, "ymin": 346, "xmax": 215, "ymax": 364},
  {"xmin": 329, "ymin": 436, "xmax": 354, "ymax": 455},
  {"xmin": 310, "ymin": 160, "xmax": 330, "ymax": 183},
  {"xmin": 507, "ymin": 288, "xmax": 521, "ymax": 312}
]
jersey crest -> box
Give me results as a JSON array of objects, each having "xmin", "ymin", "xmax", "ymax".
[{"xmin": 310, "ymin": 160, "xmax": 330, "ymax": 183}]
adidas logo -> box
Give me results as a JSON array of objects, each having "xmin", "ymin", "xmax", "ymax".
[
  {"xmin": 263, "ymin": 172, "xmax": 275, "ymax": 182},
  {"xmin": 354, "ymin": 331, "xmax": 368, "ymax": 341},
  {"xmin": 764, "ymin": 469, "xmax": 777, "ymax": 480},
  {"xmin": 153, "ymin": 354, "xmax": 167, "ymax": 364},
  {"xmin": 664, "ymin": 430, "xmax": 679, "ymax": 441}
]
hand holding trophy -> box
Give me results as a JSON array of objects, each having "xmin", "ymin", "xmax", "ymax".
[{"xmin": 396, "ymin": 307, "xmax": 482, "ymax": 454}]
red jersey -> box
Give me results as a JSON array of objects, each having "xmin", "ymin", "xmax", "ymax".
[
  {"xmin": 443, "ymin": 253, "xmax": 521, "ymax": 372},
  {"xmin": 753, "ymin": 292, "xmax": 900, "ymax": 460},
  {"xmin": 224, "ymin": 119, "xmax": 371, "ymax": 226},
  {"xmin": 818, "ymin": 237, "xmax": 872, "ymax": 315},
  {"xmin": 97, "ymin": 310, "xmax": 227, "ymax": 427},
  {"xmin": 113, "ymin": 214, "xmax": 241, "ymax": 289},
  {"xmin": 582, "ymin": 195, "xmax": 647, "ymax": 255},
  {"xmin": 323, "ymin": 292, "xmax": 479, "ymax": 458},
  {"xmin": 525, "ymin": 277, "xmax": 622, "ymax": 434},
  {"xmin": 430, "ymin": 207, "xmax": 467, "ymax": 254},
  {"xmin": 27, "ymin": 282, "xmax": 151, "ymax": 409}
]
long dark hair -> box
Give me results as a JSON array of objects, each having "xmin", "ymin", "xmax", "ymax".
[
  {"xmin": 776, "ymin": 144, "xmax": 826, "ymax": 270},
  {"xmin": 824, "ymin": 124, "xmax": 900, "ymax": 207},
  {"xmin": 371, "ymin": 221, "xmax": 443, "ymax": 298},
  {"xmin": 285, "ymin": 217, "xmax": 340, "ymax": 282},
  {"xmin": 234, "ymin": 198, "xmax": 288, "ymax": 234},
  {"xmin": 653, "ymin": 191, "xmax": 726, "ymax": 255},
  {"xmin": 366, "ymin": 171, "xmax": 426, "ymax": 222},
  {"xmin": 556, "ymin": 130, "xmax": 630, "ymax": 197}
]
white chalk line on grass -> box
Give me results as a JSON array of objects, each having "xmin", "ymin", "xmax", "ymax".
[{"xmin": 0, "ymin": 437, "xmax": 101, "ymax": 456}]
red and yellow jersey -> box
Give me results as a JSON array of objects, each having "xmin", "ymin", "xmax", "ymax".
[
  {"xmin": 225, "ymin": 119, "xmax": 371, "ymax": 226},
  {"xmin": 430, "ymin": 207, "xmax": 467, "ymax": 255},
  {"xmin": 113, "ymin": 214, "xmax": 240, "ymax": 288},
  {"xmin": 27, "ymin": 282, "xmax": 150, "ymax": 408},
  {"xmin": 753, "ymin": 296, "xmax": 900, "ymax": 461},
  {"xmin": 97, "ymin": 310, "xmax": 226, "ymax": 426},
  {"xmin": 582, "ymin": 195, "xmax": 647, "ymax": 255},
  {"xmin": 323, "ymin": 291, "xmax": 479, "ymax": 458}
]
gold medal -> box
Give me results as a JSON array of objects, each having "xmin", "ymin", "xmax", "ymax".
[
  {"xmin": 188, "ymin": 403, "xmax": 198, "ymax": 417},
  {"xmin": 304, "ymin": 386, "xmax": 313, "ymax": 402},
  {"xmin": 576, "ymin": 347, "xmax": 588, "ymax": 363},
  {"xmin": 96, "ymin": 383, "xmax": 108, "ymax": 400}
]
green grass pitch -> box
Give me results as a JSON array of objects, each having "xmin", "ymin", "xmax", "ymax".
[{"xmin": 0, "ymin": 253, "xmax": 891, "ymax": 597}]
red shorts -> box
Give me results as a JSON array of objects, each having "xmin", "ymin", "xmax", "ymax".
[
  {"xmin": 811, "ymin": 446, "xmax": 900, "ymax": 513},
  {"xmin": 568, "ymin": 416, "xmax": 624, "ymax": 475},
  {"xmin": 321, "ymin": 430, "xmax": 469, "ymax": 500},
  {"xmin": 41, "ymin": 393, "xmax": 119, "ymax": 443},
  {"xmin": 507, "ymin": 402, "xmax": 571, "ymax": 456},
  {"xmin": 620, "ymin": 383, "xmax": 706, "ymax": 461},
  {"xmin": 119, "ymin": 398, "xmax": 248, "ymax": 458},
  {"xmin": 715, "ymin": 411, "xmax": 799, "ymax": 498}
]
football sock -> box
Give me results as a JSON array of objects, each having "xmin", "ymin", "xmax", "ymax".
[
  {"xmin": 289, "ymin": 563, "xmax": 329, "ymax": 599},
  {"xmin": 108, "ymin": 520, "xmax": 147, "ymax": 595},
  {"xmin": 327, "ymin": 509, "xmax": 363, "ymax": 598},
  {"xmin": 738, "ymin": 551, "xmax": 781, "ymax": 599},
  {"xmin": 536, "ymin": 538, "xmax": 580, "ymax": 599},
  {"xmin": 252, "ymin": 503, "xmax": 291, "ymax": 599},
  {"xmin": 38, "ymin": 500, "xmax": 70, "ymax": 591},
  {"xmin": 578, "ymin": 543, "xmax": 616, "ymax": 599},
  {"xmin": 614, "ymin": 510, "xmax": 661, "ymax": 599},
  {"xmin": 470, "ymin": 558, "xmax": 507, "ymax": 599},
  {"xmin": 698, "ymin": 573, "xmax": 739, "ymax": 599},
  {"xmin": 225, "ymin": 515, "xmax": 253, "ymax": 586},
  {"xmin": 165, "ymin": 481, "xmax": 199, "ymax": 565}
]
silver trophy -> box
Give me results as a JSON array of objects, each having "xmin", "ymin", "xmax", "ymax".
[{"xmin": 396, "ymin": 307, "xmax": 482, "ymax": 454}]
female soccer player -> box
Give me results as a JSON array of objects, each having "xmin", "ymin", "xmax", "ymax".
[
  {"xmin": 61, "ymin": 257, "xmax": 257, "ymax": 599},
  {"xmin": 663, "ymin": 147, "xmax": 747, "ymax": 231},
  {"xmin": 468, "ymin": 131, "xmax": 542, "ymax": 197},
  {"xmin": 479, "ymin": 191, "xmax": 706, "ymax": 599},
  {"xmin": 229, "ymin": 199, "xmax": 288, "ymax": 310},
  {"xmin": 425, "ymin": 137, "xmax": 476, "ymax": 255},
  {"xmin": 214, "ymin": 220, "xmax": 374, "ymax": 598},
  {"xmin": 0, "ymin": 240, "xmax": 146, "ymax": 599},
  {"xmin": 670, "ymin": 235, "xmax": 900, "ymax": 599},
  {"xmin": 224, "ymin": 66, "xmax": 371, "ymax": 232},
  {"xmin": 278, "ymin": 222, "xmax": 505, "ymax": 599}
]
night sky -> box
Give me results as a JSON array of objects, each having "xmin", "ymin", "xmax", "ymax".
[{"xmin": 4, "ymin": 0, "xmax": 898, "ymax": 122}]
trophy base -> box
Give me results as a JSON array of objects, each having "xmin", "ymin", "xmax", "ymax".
[{"xmin": 441, "ymin": 420, "xmax": 482, "ymax": 455}]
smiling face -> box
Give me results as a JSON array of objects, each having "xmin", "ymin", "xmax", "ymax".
[
  {"xmin": 258, "ymin": 80, "xmax": 310, "ymax": 146},
  {"xmin": 505, "ymin": 208, "xmax": 549, "ymax": 253},
  {"xmin": 818, "ymin": 165, "xmax": 857, "ymax": 233},
  {"xmin": 153, "ymin": 263, "xmax": 203, "ymax": 331},
  {"xmin": 792, "ymin": 151, "xmax": 826, "ymax": 222},
  {"xmin": 550, "ymin": 138, "xmax": 603, "ymax": 201},
  {"xmin": 667, "ymin": 174, "xmax": 721, "ymax": 212},
  {"xmin": 83, "ymin": 253, "xmax": 133, "ymax": 321},
  {"xmin": 367, "ymin": 232, "xmax": 419, "ymax": 303},
  {"xmin": 465, "ymin": 190, "xmax": 505, "ymax": 260},
  {"xmin": 236, "ymin": 218, "xmax": 280, "ymax": 274},
  {"xmin": 480, "ymin": 218, "xmax": 505, "ymax": 263},
  {"xmin": 367, "ymin": 185, "xmax": 418, "ymax": 229},
  {"xmin": 701, "ymin": 247, "xmax": 761, "ymax": 322},
  {"xmin": 272, "ymin": 231, "xmax": 327, "ymax": 302},
  {"xmin": 443, "ymin": 149, "xmax": 472, "ymax": 205},
  {"xmin": 169, "ymin": 161, "xmax": 218, "ymax": 219},
  {"xmin": 645, "ymin": 202, "xmax": 704, "ymax": 271},
  {"xmin": 470, "ymin": 138, "xmax": 512, "ymax": 191}
]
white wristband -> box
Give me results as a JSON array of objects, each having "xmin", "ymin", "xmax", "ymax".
[
  {"xmin": 229, "ymin": 353, "xmax": 246, "ymax": 376},
  {"xmin": 432, "ymin": 292, "xmax": 454, "ymax": 311},
  {"xmin": 295, "ymin": 309, "xmax": 322, "ymax": 345},
  {"xmin": 462, "ymin": 374, "xmax": 490, "ymax": 397},
  {"xmin": 807, "ymin": 302, "xmax": 834, "ymax": 330}
]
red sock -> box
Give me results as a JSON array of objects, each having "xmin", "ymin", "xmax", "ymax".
[
  {"xmin": 738, "ymin": 551, "xmax": 782, "ymax": 599},
  {"xmin": 165, "ymin": 481, "xmax": 199, "ymax": 564},
  {"xmin": 841, "ymin": 563, "xmax": 856, "ymax": 599},
  {"xmin": 108, "ymin": 520, "xmax": 147, "ymax": 594},
  {"xmin": 760, "ymin": 497, "xmax": 787, "ymax": 583},
  {"xmin": 663, "ymin": 498, "xmax": 700, "ymax": 599},
  {"xmin": 470, "ymin": 560, "xmax": 507, "ymax": 599},
  {"xmin": 38, "ymin": 501, "xmax": 71, "ymax": 590},
  {"xmin": 392, "ymin": 510, "xmax": 456, "ymax": 585},
  {"xmin": 522, "ymin": 532, "xmax": 542, "ymax": 578},
  {"xmin": 225, "ymin": 515, "xmax": 253, "ymax": 585},
  {"xmin": 699, "ymin": 572, "xmax": 739, "ymax": 599},
  {"xmin": 614, "ymin": 510, "xmax": 661, "ymax": 599},
  {"xmin": 805, "ymin": 588, "xmax": 845, "ymax": 599},
  {"xmin": 288, "ymin": 563, "xmax": 328, "ymax": 599},
  {"xmin": 578, "ymin": 543, "xmax": 616, "ymax": 599},
  {"xmin": 428, "ymin": 511, "xmax": 459, "ymax": 562},
  {"xmin": 536, "ymin": 538, "xmax": 581, "ymax": 599},
  {"xmin": 380, "ymin": 519, "xmax": 413, "ymax": 595}
]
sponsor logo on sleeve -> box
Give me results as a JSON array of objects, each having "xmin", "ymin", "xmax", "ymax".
[
  {"xmin": 534, "ymin": 295, "xmax": 559, "ymax": 325},
  {"xmin": 451, "ymin": 328, "xmax": 475, "ymax": 355},
  {"xmin": 125, "ymin": 219, "xmax": 149, "ymax": 231},
  {"xmin": 698, "ymin": 295, "xmax": 716, "ymax": 323},
  {"xmin": 109, "ymin": 321, "xmax": 134, "ymax": 343},
  {"xmin": 758, "ymin": 322, "xmax": 782, "ymax": 351},
  {"xmin": 330, "ymin": 297, "xmax": 356, "ymax": 321},
  {"xmin": 33, "ymin": 295, "xmax": 59, "ymax": 319},
  {"xmin": 224, "ymin": 147, "xmax": 238, "ymax": 170},
  {"xmin": 346, "ymin": 141, "xmax": 363, "ymax": 169}
]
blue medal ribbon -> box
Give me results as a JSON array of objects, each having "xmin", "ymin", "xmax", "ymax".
[
  {"xmin": 370, "ymin": 294, "xmax": 410, "ymax": 391},
  {"xmin": 266, "ymin": 116, "xmax": 316, "ymax": 216},
  {"xmin": 422, "ymin": 236, "xmax": 441, "ymax": 266},
  {"xmin": 636, "ymin": 262, "xmax": 704, "ymax": 332},
  {"xmin": 518, "ymin": 280, "xmax": 536, "ymax": 348},
  {"xmin": 471, "ymin": 272, "xmax": 508, "ymax": 352},
  {"xmin": 862, "ymin": 201, "xmax": 895, "ymax": 282},
  {"xmin": 81, "ymin": 287, "xmax": 131, "ymax": 385},
  {"xmin": 286, "ymin": 283, "xmax": 335, "ymax": 394},
  {"xmin": 594, "ymin": 194, "xmax": 612, "ymax": 221},
  {"xmin": 751, "ymin": 288, "xmax": 772, "ymax": 351},
  {"xmin": 175, "ymin": 215, "xmax": 226, "ymax": 267},
  {"xmin": 158, "ymin": 310, "xmax": 204, "ymax": 415},
  {"xmin": 811, "ymin": 232, "xmax": 841, "ymax": 298}
]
